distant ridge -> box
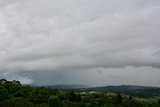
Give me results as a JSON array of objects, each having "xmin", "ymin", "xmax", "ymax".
[
  {"xmin": 26, "ymin": 84, "xmax": 160, "ymax": 90},
  {"xmin": 93, "ymin": 85, "xmax": 159, "ymax": 91},
  {"xmin": 23, "ymin": 83, "xmax": 160, "ymax": 97},
  {"xmin": 82, "ymin": 85, "xmax": 160, "ymax": 97},
  {"xmin": 38, "ymin": 84, "xmax": 90, "ymax": 89}
]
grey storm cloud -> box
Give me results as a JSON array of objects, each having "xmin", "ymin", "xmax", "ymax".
[{"xmin": 0, "ymin": 0, "xmax": 160, "ymax": 86}]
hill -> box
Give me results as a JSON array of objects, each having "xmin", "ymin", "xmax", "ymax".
[
  {"xmin": 36, "ymin": 84, "xmax": 160, "ymax": 97},
  {"xmin": 82, "ymin": 85, "xmax": 160, "ymax": 97},
  {"xmin": 45, "ymin": 84, "xmax": 90, "ymax": 89}
]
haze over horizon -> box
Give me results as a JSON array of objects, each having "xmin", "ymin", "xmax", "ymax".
[{"xmin": 0, "ymin": 0, "xmax": 160, "ymax": 87}]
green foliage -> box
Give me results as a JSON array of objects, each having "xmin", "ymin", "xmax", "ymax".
[
  {"xmin": 68, "ymin": 91, "xmax": 77, "ymax": 102},
  {"xmin": 0, "ymin": 98, "xmax": 33, "ymax": 107},
  {"xmin": 115, "ymin": 93, "xmax": 122, "ymax": 104},
  {"xmin": 29, "ymin": 88, "xmax": 50, "ymax": 104},
  {"xmin": 158, "ymin": 98, "xmax": 160, "ymax": 104},
  {"xmin": 49, "ymin": 96, "xmax": 60, "ymax": 107},
  {"xmin": 57, "ymin": 92, "xmax": 67, "ymax": 101},
  {"xmin": 129, "ymin": 96, "xmax": 132, "ymax": 100},
  {"xmin": 0, "ymin": 79, "xmax": 160, "ymax": 107},
  {"xmin": 102, "ymin": 103, "xmax": 116, "ymax": 107},
  {"xmin": 76, "ymin": 94, "xmax": 82, "ymax": 102},
  {"xmin": 0, "ymin": 85, "xmax": 9, "ymax": 102}
]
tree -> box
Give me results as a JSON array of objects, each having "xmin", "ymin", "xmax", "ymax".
[
  {"xmin": 29, "ymin": 89, "xmax": 49, "ymax": 104},
  {"xmin": 158, "ymin": 98, "xmax": 160, "ymax": 104},
  {"xmin": 1, "ymin": 98, "xmax": 33, "ymax": 107},
  {"xmin": 115, "ymin": 93, "xmax": 122, "ymax": 104},
  {"xmin": 90, "ymin": 99, "xmax": 99, "ymax": 107},
  {"xmin": 49, "ymin": 96, "xmax": 60, "ymax": 107},
  {"xmin": 129, "ymin": 96, "xmax": 132, "ymax": 100},
  {"xmin": 0, "ymin": 85, "xmax": 9, "ymax": 102},
  {"xmin": 76, "ymin": 94, "xmax": 82, "ymax": 102},
  {"xmin": 68, "ymin": 91, "xmax": 77, "ymax": 102}
]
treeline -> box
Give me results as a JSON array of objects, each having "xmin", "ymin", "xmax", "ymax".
[{"xmin": 0, "ymin": 79, "xmax": 160, "ymax": 107}]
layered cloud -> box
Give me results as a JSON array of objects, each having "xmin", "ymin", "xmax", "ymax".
[{"xmin": 0, "ymin": 0, "xmax": 160, "ymax": 86}]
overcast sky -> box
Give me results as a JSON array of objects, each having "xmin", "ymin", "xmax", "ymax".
[{"xmin": 0, "ymin": 0, "xmax": 160, "ymax": 87}]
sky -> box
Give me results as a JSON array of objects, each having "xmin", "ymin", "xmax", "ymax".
[{"xmin": 0, "ymin": 0, "xmax": 160, "ymax": 87}]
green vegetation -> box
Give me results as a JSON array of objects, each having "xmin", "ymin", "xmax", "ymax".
[{"xmin": 0, "ymin": 79, "xmax": 160, "ymax": 107}]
